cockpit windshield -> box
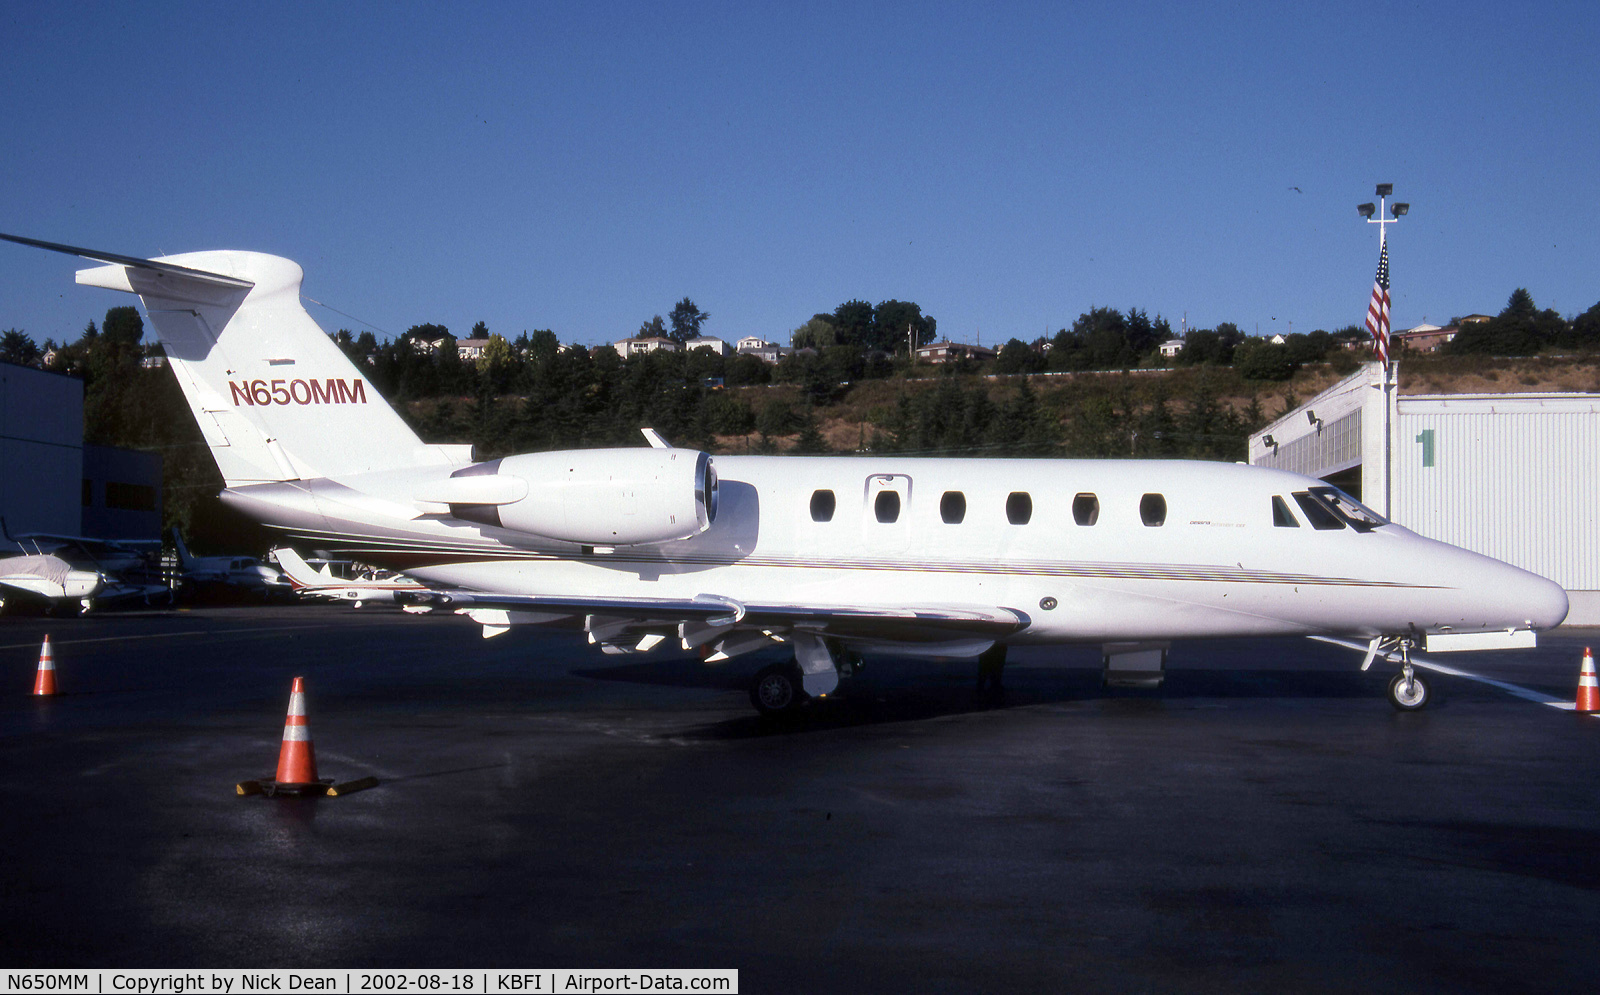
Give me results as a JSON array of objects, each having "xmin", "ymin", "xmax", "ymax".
[{"xmin": 1309, "ymin": 486, "xmax": 1388, "ymax": 532}]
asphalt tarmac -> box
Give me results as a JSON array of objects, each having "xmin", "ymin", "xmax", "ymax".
[{"xmin": 2, "ymin": 605, "xmax": 1598, "ymax": 993}]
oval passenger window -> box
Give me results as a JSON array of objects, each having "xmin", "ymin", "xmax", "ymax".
[
  {"xmin": 810, "ymin": 489, "xmax": 836, "ymax": 522},
  {"xmin": 1006, "ymin": 492, "xmax": 1032, "ymax": 525},
  {"xmin": 875, "ymin": 490, "xmax": 901, "ymax": 523},
  {"xmin": 940, "ymin": 491, "xmax": 966, "ymax": 524},
  {"xmin": 1140, "ymin": 493, "xmax": 1166, "ymax": 527},
  {"xmin": 1072, "ymin": 492, "xmax": 1099, "ymax": 526}
]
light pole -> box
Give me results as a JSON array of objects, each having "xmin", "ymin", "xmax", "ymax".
[{"xmin": 1357, "ymin": 183, "xmax": 1409, "ymax": 518}]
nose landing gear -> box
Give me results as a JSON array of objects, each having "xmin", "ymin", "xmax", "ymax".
[{"xmin": 1365, "ymin": 636, "xmax": 1431, "ymax": 711}]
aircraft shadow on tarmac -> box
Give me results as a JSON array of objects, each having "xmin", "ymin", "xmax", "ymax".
[{"xmin": 572, "ymin": 653, "xmax": 1421, "ymax": 738}]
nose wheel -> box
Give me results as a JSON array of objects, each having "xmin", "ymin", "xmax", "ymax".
[
  {"xmin": 1373, "ymin": 637, "xmax": 1430, "ymax": 711},
  {"xmin": 1387, "ymin": 668, "xmax": 1430, "ymax": 710}
]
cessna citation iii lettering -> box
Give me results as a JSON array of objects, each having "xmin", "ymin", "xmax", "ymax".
[{"xmin": 1, "ymin": 233, "xmax": 1569, "ymax": 715}]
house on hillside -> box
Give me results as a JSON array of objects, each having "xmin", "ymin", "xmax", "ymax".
[
  {"xmin": 914, "ymin": 340, "xmax": 995, "ymax": 364},
  {"xmin": 456, "ymin": 337, "xmax": 491, "ymax": 361},
  {"xmin": 613, "ymin": 336, "xmax": 681, "ymax": 359},
  {"xmin": 1394, "ymin": 323, "xmax": 1457, "ymax": 353},
  {"xmin": 736, "ymin": 336, "xmax": 788, "ymax": 363},
  {"xmin": 685, "ymin": 336, "xmax": 730, "ymax": 356}
]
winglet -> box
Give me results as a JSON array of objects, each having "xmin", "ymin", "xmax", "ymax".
[{"xmin": 641, "ymin": 428, "xmax": 671, "ymax": 449}]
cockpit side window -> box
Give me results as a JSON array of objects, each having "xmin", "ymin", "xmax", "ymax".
[
  {"xmin": 1272, "ymin": 495, "xmax": 1300, "ymax": 528},
  {"xmin": 1311, "ymin": 486, "xmax": 1386, "ymax": 532},
  {"xmin": 1292, "ymin": 491, "xmax": 1346, "ymax": 530}
]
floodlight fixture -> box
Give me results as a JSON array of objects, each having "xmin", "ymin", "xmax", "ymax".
[
  {"xmin": 1375, "ymin": 183, "xmax": 1393, "ymax": 197},
  {"xmin": 1393, "ymin": 202, "xmax": 1409, "ymax": 216},
  {"xmin": 1262, "ymin": 434, "xmax": 1277, "ymax": 448},
  {"xmin": 1358, "ymin": 203, "xmax": 1376, "ymax": 218}
]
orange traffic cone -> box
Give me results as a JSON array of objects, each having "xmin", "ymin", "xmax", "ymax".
[
  {"xmin": 237, "ymin": 676, "xmax": 375, "ymax": 797},
  {"xmin": 275, "ymin": 676, "xmax": 319, "ymax": 785},
  {"xmin": 1578, "ymin": 648, "xmax": 1598, "ymax": 713},
  {"xmin": 32, "ymin": 635, "xmax": 57, "ymax": 696}
]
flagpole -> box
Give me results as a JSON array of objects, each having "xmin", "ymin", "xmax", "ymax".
[{"xmin": 1358, "ymin": 184, "xmax": 1408, "ymax": 519}]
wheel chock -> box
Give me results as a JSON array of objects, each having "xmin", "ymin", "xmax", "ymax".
[{"xmin": 328, "ymin": 776, "xmax": 379, "ymax": 796}]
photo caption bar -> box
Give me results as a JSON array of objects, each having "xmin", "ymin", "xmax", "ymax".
[{"xmin": 2, "ymin": 972, "xmax": 736, "ymax": 995}]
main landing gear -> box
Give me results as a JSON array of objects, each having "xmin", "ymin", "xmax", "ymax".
[
  {"xmin": 749, "ymin": 662, "xmax": 805, "ymax": 717},
  {"xmin": 1367, "ymin": 636, "xmax": 1431, "ymax": 711},
  {"xmin": 749, "ymin": 632, "xmax": 857, "ymax": 718}
]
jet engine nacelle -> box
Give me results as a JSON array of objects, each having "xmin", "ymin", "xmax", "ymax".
[{"xmin": 417, "ymin": 448, "xmax": 717, "ymax": 546}]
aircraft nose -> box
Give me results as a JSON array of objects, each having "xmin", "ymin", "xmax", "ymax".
[
  {"xmin": 1466, "ymin": 550, "xmax": 1569, "ymax": 631},
  {"xmin": 1515, "ymin": 568, "xmax": 1570, "ymax": 631}
]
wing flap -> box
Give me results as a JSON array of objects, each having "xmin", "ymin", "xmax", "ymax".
[{"xmin": 396, "ymin": 588, "xmax": 1030, "ymax": 641}]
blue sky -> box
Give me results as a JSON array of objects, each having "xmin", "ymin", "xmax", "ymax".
[{"xmin": 2, "ymin": 1, "xmax": 1596, "ymax": 350}]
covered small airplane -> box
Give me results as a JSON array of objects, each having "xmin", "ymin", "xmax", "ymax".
[
  {"xmin": 0, "ymin": 553, "xmax": 103, "ymax": 614},
  {"xmin": 273, "ymin": 546, "xmax": 424, "ymax": 606},
  {"xmin": 0, "ymin": 523, "xmax": 171, "ymax": 613},
  {"xmin": 0, "ymin": 232, "xmax": 1570, "ymax": 714}
]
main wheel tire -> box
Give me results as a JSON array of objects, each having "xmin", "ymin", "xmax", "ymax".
[
  {"xmin": 750, "ymin": 663, "xmax": 806, "ymax": 717},
  {"xmin": 1388, "ymin": 671, "xmax": 1430, "ymax": 711}
]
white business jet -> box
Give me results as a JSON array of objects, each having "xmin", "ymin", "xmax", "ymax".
[{"xmin": 0, "ymin": 233, "xmax": 1569, "ymax": 714}]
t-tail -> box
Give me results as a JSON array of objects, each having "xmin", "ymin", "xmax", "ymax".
[{"xmin": 1, "ymin": 233, "xmax": 469, "ymax": 485}]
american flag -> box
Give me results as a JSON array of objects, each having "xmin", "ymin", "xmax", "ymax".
[{"xmin": 1365, "ymin": 235, "xmax": 1391, "ymax": 367}]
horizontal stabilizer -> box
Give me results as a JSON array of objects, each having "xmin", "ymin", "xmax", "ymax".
[{"xmin": 0, "ymin": 232, "xmax": 253, "ymax": 289}]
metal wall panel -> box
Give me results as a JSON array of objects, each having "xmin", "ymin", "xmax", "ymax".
[{"xmin": 1394, "ymin": 398, "xmax": 1600, "ymax": 589}]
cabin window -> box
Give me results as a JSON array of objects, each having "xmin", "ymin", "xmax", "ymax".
[
  {"xmin": 1292, "ymin": 491, "xmax": 1345, "ymax": 530},
  {"xmin": 809, "ymin": 489, "xmax": 836, "ymax": 522},
  {"xmin": 875, "ymin": 490, "xmax": 901, "ymax": 524},
  {"xmin": 1006, "ymin": 492, "xmax": 1033, "ymax": 525},
  {"xmin": 1272, "ymin": 495, "xmax": 1300, "ymax": 528},
  {"xmin": 1140, "ymin": 493, "xmax": 1167, "ymax": 527},
  {"xmin": 940, "ymin": 491, "xmax": 966, "ymax": 524},
  {"xmin": 1072, "ymin": 492, "xmax": 1099, "ymax": 526}
]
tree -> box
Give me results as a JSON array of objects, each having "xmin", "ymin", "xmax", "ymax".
[
  {"xmin": 102, "ymin": 306, "xmax": 144, "ymax": 347},
  {"xmin": 1446, "ymin": 288, "xmax": 1566, "ymax": 356},
  {"xmin": 994, "ymin": 338, "xmax": 1042, "ymax": 375},
  {"xmin": 790, "ymin": 317, "xmax": 837, "ymax": 349},
  {"xmin": 637, "ymin": 315, "xmax": 667, "ymax": 340},
  {"xmin": 872, "ymin": 300, "xmax": 936, "ymax": 353},
  {"xmin": 1234, "ymin": 339, "xmax": 1296, "ymax": 381},
  {"xmin": 830, "ymin": 300, "xmax": 875, "ymax": 347},
  {"xmin": 519, "ymin": 329, "xmax": 560, "ymax": 363},
  {"xmin": 668, "ymin": 298, "xmax": 709, "ymax": 343},
  {"xmin": 1568, "ymin": 301, "xmax": 1600, "ymax": 350},
  {"xmin": 0, "ymin": 330, "xmax": 40, "ymax": 366}
]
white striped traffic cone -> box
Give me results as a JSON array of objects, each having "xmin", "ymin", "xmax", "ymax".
[
  {"xmin": 274, "ymin": 676, "xmax": 319, "ymax": 784},
  {"xmin": 32, "ymin": 635, "xmax": 57, "ymax": 696},
  {"xmin": 1578, "ymin": 648, "xmax": 1598, "ymax": 713}
]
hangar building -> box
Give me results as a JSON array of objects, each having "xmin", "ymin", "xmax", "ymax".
[
  {"xmin": 1, "ymin": 360, "xmax": 163, "ymax": 541},
  {"xmin": 1250, "ymin": 363, "xmax": 1600, "ymax": 624},
  {"xmin": 0, "ymin": 362, "xmax": 83, "ymax": 536}
]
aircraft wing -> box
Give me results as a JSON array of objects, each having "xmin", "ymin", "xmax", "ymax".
[{"xmin": 396, "ymin": 588, "xmax": 1030, "ymax": 650}]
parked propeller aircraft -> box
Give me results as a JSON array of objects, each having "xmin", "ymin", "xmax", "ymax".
[
  {"xmin": 0, "ymin": 232, "xmax": 1569, "ymax": 713},
  {"xmin": 273, "ymin": 546, "xmax": 424, "ymax": 606},
  {"xmin": 170, "ymin": 528, "xmax": 288, "ymax": 597}
]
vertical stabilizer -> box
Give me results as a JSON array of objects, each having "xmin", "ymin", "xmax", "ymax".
[{"xmin": 72, "ymin": 248, "xmax": 468, "ymax": 484}]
